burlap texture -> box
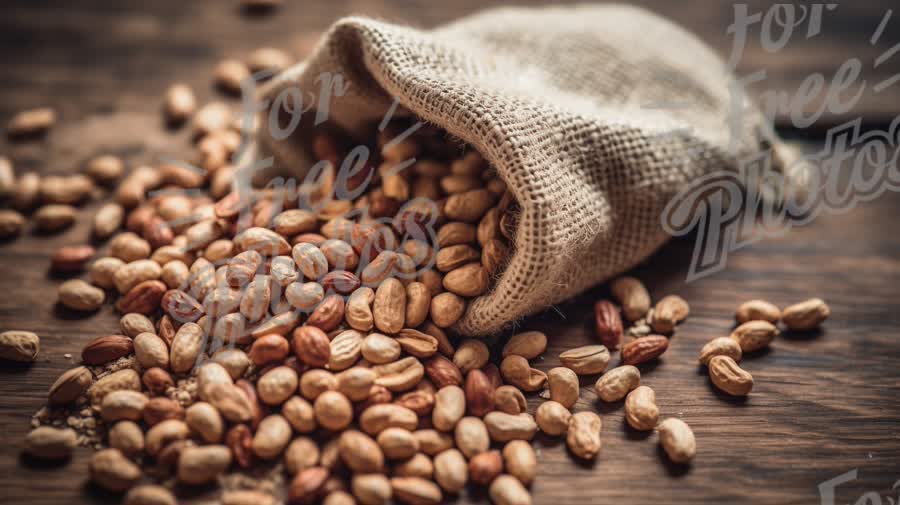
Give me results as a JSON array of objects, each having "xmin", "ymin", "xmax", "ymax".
[{"xmin": 255, "ymin": 4, "xmax": 803, "ymax": 336}]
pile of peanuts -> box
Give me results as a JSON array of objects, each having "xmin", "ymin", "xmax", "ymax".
[{"xmin": 4, "ymin": 39, "xmax": 832, "ymax": 505}]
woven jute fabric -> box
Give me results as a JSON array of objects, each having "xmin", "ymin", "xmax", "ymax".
[{"xmin": 254, "ymin": 4, "xmax": 804, "ymax": 336}]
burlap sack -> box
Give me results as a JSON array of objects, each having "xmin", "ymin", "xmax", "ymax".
[{"xmin": 253, "ymin": 4, "xmax": 804, "ymax": 336}]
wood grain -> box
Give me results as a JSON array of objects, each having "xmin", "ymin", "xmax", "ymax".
[{"xmin": 1, "ymin": 1, "xmax": 899, "ymax": 504}]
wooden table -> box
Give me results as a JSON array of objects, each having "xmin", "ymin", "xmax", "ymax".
[{"xmin": 2, "ymin": 1, "xmax": 899, "ymax": 504}]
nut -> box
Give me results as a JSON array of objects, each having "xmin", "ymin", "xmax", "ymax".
[
  {"xmin": 240, "ymin": 274, "xmax": 272, "ymax": 322},
  {"xmin": 329, "ymin": 330, "xmax": 363, "ymax": 371},
  {"xmin": 283, "ymin": 396, "xmax": 317, "ymax": 433},
  {"xmin": 469, "ymin": 450, "xmax": 503, "ymax": 485},
  {"xmin": 414, "ymin": 429, "xmax": 454, "ymax": 456},
  {"xmin": 391, "ymin": 477, "xmax": 442, "ymax": 505},
  {"xmin": 0, "ymin": 330, "xmax": 40, "ymax": 362},
  {"xmin": 359, "ymin": 404, "xmax": 418, "ymax": 435},
  {"xmin": 186, "ymin": 401, "xmax": 225, "ymax": 443},
  {"xmin": 377, "ymin": 427, "xmax": 419, "ymax": 460},
  {"xmin": 624, "ymin": 385, "xmax": 659, "ymax": 431},
  {"xmin": 120, "ymin": 313, "xmax": 154, "ymax": 338},
  {"xmin": 735, "ymin": 299, "xmax": 781, "ymax": 324},
  {"xmin": 454, "ymin": 416, "xmax": 490, "ymax": 458},
  {"xmin": 424, "ymin": 355, "xmax": 463, "ymax": 388},
  {"xmin": 452, "ymin": 339, "xmax": 490, "ymax": 372},
  {"xmin": 394, "ymin": 453, "xmax": 434, "ymax": 479},
  {"xmin": 299, "ymin": 369, "xmax": 336, "ymax": 400},
  {"xmin": 464, "ymin": 368, "xmax": 495, "ymax": 417},
  {"xmin": 433, "ymin": 448, "xmax": 468, "ymax": 494},
  {"xmin": 8, "ymin": 107, "xmax": 56, "ymax": 136},
  {"xmin": 292, "ymin": 242, "xmax": 329, "ymax": 280},
  {"xmin": 547, "ymin": 367, "xmax": 579, "ymax": 408},
  {"xmin": 346, "ymin": 287, "xmax": 375, "ymax": 331},
  {"xmin": 499, "ymin": 355, "xmax": 547, "ymax": 392},
  {"xmin": 730, "ymin": 320, "xmax": 779, "ymax": 352},
  {"xmin": 252, "ymin": 414, "xmax": 292, "ymax": 460},
  {"xmin": 24, "ymin": 426, "xmax": 77, "ymax": 460},
  {"xmin": 292, "ymin": 325, "xmax": 331, "ymax": 367},
  {"xmin": 650, "ymin": 295, "xmax": 690, "ymax": 334},
  {"xmin": 621, "ymin": 335, "xmax": 669, "ymax": 365},
  {"xmin": 257, "ymin": 366, "xmax": 299, "ymax": 405},
  {"xmin": 489, "ymin": 474, "xmax": 532, "ymax": 505},
  {"xmin": 405, "ymin": 282, "xmax": 431, "ymax": 328},
  {"xmin": 594, "ymin": 300, "xmax": 623, "ymax": 349},
  {"xmin": 708, "ymin": 355, "xmax": 754, "ymax": 396},
  {"xmin": 373, "ymin": 277, "xmax": 406, "ymax": 334},
  {"xmin": 336, "ymin": 367, "xmax": 376, "ymax": 402},
  {"xmin": 351, "ymin": 474, "xmax": 392, "ymax": 505},
  {"xmin": 559, "ymin": 345, "xmax": 610, "ymax": 375},
  {"xmin": 443, "ymin": 263, "xmax": 489, "ymax": 297},
  {"xmin": 48, "ymin": 366, "xmax": 93, "ymax": 405},
  {"xmin": 163, "ymin": 83, "xmax": 196, "ymax": 124},
  {"xmin": 781, "ymin": 298, "xmax": 830, "ymax": 331},
  {"xmin": 88, "ymin": 368, "xmax": 140, "ymax": 406},
  {"xmin": 82, "ymin": 335, "xmax": 134, "ymax": 365},
  {"xmin": 658, "ymin": 418, "xmax": 696, "ymax": 463},
  {"xmin": 502, "ymin": 440, "xmax": 537, "ymax": 486},
  {"xmin": 566, "ymin": 411, "xmax": 602, "ymax": 459},
  {"xmin": 339, "ymin": 429, "xmax": 385, "ymax": 472},
  {"xmin": 177, "ymin": 445, "xmax": 232, "ymax": 485},
  {"xmin": 124, "ymin": 485, "xmax": 177, "ymax": 505},
  {"xmin": 58, "ymin": 279, "xmax": 105, "ymax": 311},
  {"xmin": 116, "ymin": 280, "xmax": 166, "ymax": 315},
  {"xmin": 494, "ymin": 385, "xmax": 527, "ymax": 415},
  {"xmin": 248, "ymin": 333, "xmax": 290, "ymax": 367},
  {"xmin": 698, "ymin": 336, "xmax": 743, "ymax": 365},
  {"xmin": 101, "ymin": 390, "xmax": 149, "ymax": 422},
  {"xmin": 0, "ymin": 209, "xmax": 25, "ymax": 238},
  {"xmin": 535, "ymin": 400, "xmax": 571, "ymax": 436},
  {"xmin": 109, "ymin": 421, "xmax": 144, "ymax": 456},
  {"xmin": 396, "ymin": 329, "xmax": 439, "ymax": 358},
  {"xmin": 226, "ymin": 424, "xmax": 254, "ymax": 469},
  {"xmin": 205, "ymin": 382, "xmax": 254, "ymax": 423},
  {"xmin": 51, "ymin": 245, "xmax": 95, "ymax": 272},
  {"xmin": 285, "ymin": 437, "xmax": 320, "ymax": 475},
  {"xmin": 289, "ymin": 467, "xmax": 330, "ymax": 505},
  {"xmin": 361, "ymin": 332, "xmax": 401, "ymax": 364},
  {"xmin": 484, "ymin": 412, "xmax": 538, "ymax": 442},
  {"xmin": 432, "ymin": 385, "xmax": 466, "ymax": 431},
  {"xmin": 429, "ymin": 292, "xmax": 466, "ymax": 328},
  {"xmin": 501, "ymin": 331, "xmax": 547, "ymax": 359},
  {"xmin": 90, "ymin": 448, "xmax": 142, "ymax": 492},
  {"xmin": 314, "ymin": 391, "xmax": 353, "ymax": 431},
  {"xmin": 373, "ymin": 356, "xmax": 425, "ymax": 392},
  {"xmin": 114, "ymin": 259, "xmax": 162, "ymax": 294},
  {"xmin": 142, "ymin": 397, "xmax": 184, "ymax": 427},
  {"xmin": 594, "ymin": 365, "xmax": 641, "ymax": 402},
  {"xmin": 93, "ymin": 203, "xmax": 125, "ymax": 239},
  {"xmin": 169, "ymin": 322, "xmax": 205, "ymax": 373},
  {"xmin": 610, "ymin": 276, "xmax": 650, "ymax": 321},
  {"xmin": 142, "ymin": 367, "xmax": 174, "ymax": 396},
  {"xmin": 34, "ymin": 204, "xmax": 77, "ymax": 232}
]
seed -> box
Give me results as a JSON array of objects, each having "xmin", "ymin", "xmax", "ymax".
[
  {"xmin": 484, "ymin": 412, "xmax": 538, "ymax": 442},
  {"xmin": 359, "ymin": 404, "xmax": 418, "ymax": 435},
  {"xmin": 547, "ymin": 367, "xmax": 579, "ymax": 408},
  {"xmin": 374, "ymin": 277, "xmax": 406, "ymax": 334},
  {"xmin": 535, "ymin": 400, "xmax": 571, "ymax": 436},
  {"xmin": 594, "ymin": 365, "xmax": 641, "ymax": 402},
  {"xmin": 394, "ymin": 453, "xmax": 434, "ymax": 479},
  {"xmin": 88, "ymin": 368, "xmax": 140, "ymax": 406},
  {"xmin": 559, "ymin": 345, "xmax": 610, "ymax": 375},
  {"xmin": 0, "ymin": 330, "xmax": 40, "ymax": 362},
  {"xmin": 452, "ymin": 339, "xmax": 490, "ymax": 372},
  {"xmin": 658, "ymin": 418, "xmax": 696, "ymax": 463},
  {"xmin": 0, "ymin": 209, "xmax": 25, "ymax": 238},
  {"xmin": 566, "ymin": 411, "xmax": 602, "ymax": 459},
  {"xmin": 169, "ymin": 322, "xmax": 204, "ymax": 373},
  {"xmin": 351, "ymin": 474, "xmax": 392, "ymax": 505},
  {"xmin": 610, "ymin": 276, "xmax": 650, "ymax": 321},
  {"xmin": 499, "ymin": 355, "xmax": 547, "ymax": 392},
  {"xmin": 377, "ymin": 427, "xmax": 419, "ymax": 460},
  {"xmin": 624, "ymin": 385, "xmax": 659, "ymax": 431},
  {"xmin": 257, "ymin": 366, "xmax": 299, "ymax": 405},
  {"xmin": 414, "ymin": 429, "xmax": 454, "ymax": 456},
  {"xmin": 494, "ymin": 385, "xmax": 527, "ymax": 414},
  {"xmin": 373, "ymin": 356, "xmax": 425, "ymax": 392},
  {"xmin": 650, "ymin": 295, "xmax": 690, "ymax": 334},
  {"xmin": 185, "ymin": 402, "xmax": 225, "ymax": 443},
  {"xmin": 285, "ymin": 437, "xmax": 320, "ymax": 475},
  {"xmin": 730, "ymin": 320, "xmax": 779, "ymax": 352},
  {"xmin": 433, "ymin": 448, "xmax": 468, "ymax": 493},
  {"xmin": 429, "ymin": 292, "xmax": 466, "ymax": 328},
  {"xmin": 620, "ymin": 335, "xmax": 669, "ymax": 365},
  {"xmin": 502, "ymin": 440, "xmax": 537, "ymax": 486},
  {"xmin": 100, "ymin": 390, "xmax": 149, "ymax": 422},
  {"xmin": 283, "ymin": 396, "xmax": 317, "ymax": 433},
  {"xmin": 58, "ymin": 279, "xmax": 105, "ymax": 311},
  {"xmin": 781, "ymin": 298, "xmax": 830, "ymax": 330},
  {"xmin": 454, "ymin": 416, "xmax": 490, "ymax": 458},
  {"xmin": 48, "ymin": 366, "xmax": 93, "ymax": 405},
  {"xmin": 34, "ymin": 204, "xmax": 77, "ymax": 232},
  {"xmin": 391, "ymin": 476, "xmax": 443, "ymax": 505},
  {"xmin": 177, "ymin": 445, "xmax": 232, "ymax": 485},
  {"xmin": 8, "ymin": 107, "xmax": 56, "ymax": 137},
  {"xmin": 90, "ymin": 448, "xmax": 142, "ymax": 492},
  {"xmin": 252, "ymin": 414, "xmax": 292, "ymax": 459},
  {"xmin": 442, "ymin": 263, "xmax": 489, "ymax": 297},
  {"xmin": 124, "ymin": 485, "xmax": 177, "ymax": 505},
  {"xmin": 314, "ymin": 391, "xmax": 353, "ymax": 431},
  {"xmin": 735, "ymin": 299, "xmax": 781, "ymax": 324},
  {"xmin": 698, "ymin": 337, "xmax": 742, "ymax": 365},
  {"xmin": 24, "ymin": 426, "xmax": 77, "ymax": 460},
  {"xmin": 109, "ymin": 420, "xmax": 145, "ymax": 456},
  {"xmin": 708, "ymin": 355, "xmax": 754, "ymax": 396},
  {"xmin": 489, "ymin": 474, "xmax": 532, "ymax": 505},
  {"xmin": 469, "ymin": 450, "xmax": 503, "ymax": 485},
  {"xmin": 502, "ymin": 331, "xmax": 547, "ymax": 360}
]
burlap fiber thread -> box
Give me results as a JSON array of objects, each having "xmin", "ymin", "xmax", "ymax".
[{"xmin": 255, "ymin": 4, "xmax": 802, "ymax": 336}]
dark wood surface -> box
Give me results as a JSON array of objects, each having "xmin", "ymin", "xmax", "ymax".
[{"xmin": 1, "ymin": 1, "xmax": 899, "ymax": 504}]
